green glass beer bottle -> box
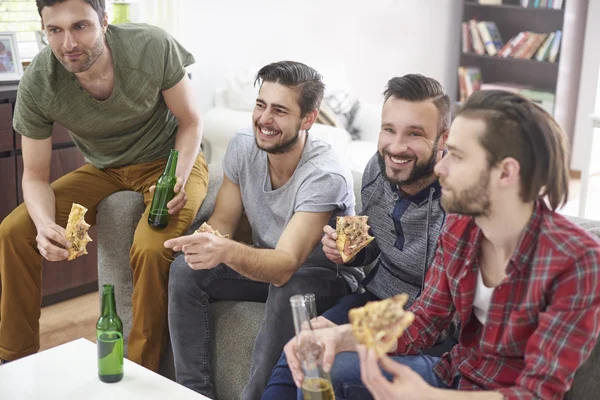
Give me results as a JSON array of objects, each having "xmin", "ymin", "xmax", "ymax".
[
  {"xmin": 96, "ymin": 284, "xmax": 124, "ymax": 383},
  {"xmin": 148, "ymin": 149, "xmax": 179, "ymax": 229}
]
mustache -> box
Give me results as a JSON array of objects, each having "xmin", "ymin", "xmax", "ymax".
[
  {"xmin": 63, "ymin": 49, "xmax": 83, "ymax": 55},
  {"xmin": 255, "ymin": 123, "xmax": 281, "ymax": 132},
  {"xmin": 382, "ymin": 149, "xmax": 415, "ymax": 160}
]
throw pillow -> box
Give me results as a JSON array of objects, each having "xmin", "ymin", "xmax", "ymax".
[{"xmin": 322, "ymin": 90, "xmax": 361, "ymax": 140}]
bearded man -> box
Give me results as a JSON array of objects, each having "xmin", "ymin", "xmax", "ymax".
[{"xmin": 263, "ymin": 74, "xmax": 459, "ymax": 399}]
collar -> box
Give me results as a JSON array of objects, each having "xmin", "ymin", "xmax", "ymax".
[{"xmin": 390, "ymin": 179, "xmax": 442, "ymax": 205}]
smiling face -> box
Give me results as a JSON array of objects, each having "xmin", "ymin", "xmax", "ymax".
[
  {"xmin": 252, "ymin": 81, "xmax": 311, "ymax": 154},
  {"xmin": 435, "ymin": 116, "xmax": 494, "ymax": 217},
  {"xmin": 377, "ymin": 96, "xmax": 444, "ymax": 190},
  {"xmin": 42, "ymin": 0, "xmax": 107, "ymax": 74}
]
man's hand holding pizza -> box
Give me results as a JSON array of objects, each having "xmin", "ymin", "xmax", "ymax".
[
  {"xmin": 37, "ymin": 221, "xmax": 71, "ymax": 261},
  {"xmin": 164, "ymin": 223, "xmax": 231, "ymax": 270},
  {"xmin": 321, "ymin": 224, "xmax": 349, "ymax": 264}
]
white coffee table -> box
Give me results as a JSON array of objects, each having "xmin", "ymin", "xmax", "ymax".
[{"xmin": 0, "ymin": 338, "xmax": 210, "ymax": 399}]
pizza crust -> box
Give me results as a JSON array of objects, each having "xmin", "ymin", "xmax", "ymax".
[
  {"xmin": 65, "ymin": 203, "xmax": 92, "ymax": 261},
  {"xmin": 194, "ymin": 222, "xmax": 230, "ymax": 239},
  {"xmin": 348, "ymin": 293, "xmax": 415, "ymax": 357},
  {"xmin": 336, "ymin": 216, "xmax": 375, "ymax": 263}
]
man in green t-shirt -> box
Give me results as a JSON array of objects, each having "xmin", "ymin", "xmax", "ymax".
[{"xmin": 0, "ymin": 0, "xmax": 209, "ymax": 372}]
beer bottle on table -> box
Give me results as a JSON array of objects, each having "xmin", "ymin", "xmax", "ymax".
[
  {"xmin": 290, "ymin": 295, "xmax": 335, "ymax": 400},
  {"xmin": 148, "ymin": 149, "xmax": 179, "ymax": 229},
  {"xmin": 96, "ymin": 284, "xmax": 124, "ymax": 383}
]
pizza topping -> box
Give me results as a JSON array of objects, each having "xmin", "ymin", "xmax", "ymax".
[
  {"xmin": 348, "ymin": 293, "xmax": 415, "ymax": 357},
  {"xmin": 65, "ymin": 203, "xmax": 92, "ymax": 261},
  {"xmin": 336, "ymin": 216, "xmax": 374, "ymax": 260},
  {"xmin": 194, "ymin": 222, "xmax": 230, "ymax": 239}
]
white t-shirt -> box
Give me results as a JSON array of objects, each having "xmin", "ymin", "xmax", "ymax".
[{"xmin": 473, "ymin": 268, "xmax": 494, "ymax": 325}]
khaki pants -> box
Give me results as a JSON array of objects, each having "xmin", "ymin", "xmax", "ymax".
[{"xmin": 0, "ymin": 154, "xmax": 209, "ymax": 372}]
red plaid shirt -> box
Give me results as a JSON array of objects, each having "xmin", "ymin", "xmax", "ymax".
[{"xmin": 396, "ymin": 201, "xmax": 600, "ymax": 399}]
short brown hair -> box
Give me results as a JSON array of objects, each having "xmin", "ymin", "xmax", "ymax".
[
  {"xmin": 254, "ymin": 61, "xmax": 325, "ymax": 118},
  {"xmin": 37, "ymin": 0, "xmax": 106, "ymax": 24},
  {"xmin": 457, "ymin": 90, "xmax": 569, "ymax": 210},
  {"xmin": 384, "ymin": 74, "xmax": 451, "ymax": 135}
]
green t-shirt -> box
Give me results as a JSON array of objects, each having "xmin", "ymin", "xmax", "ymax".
[{"xmin": 13, "ymin": 23, "xmax": 195, "ymax": 168}]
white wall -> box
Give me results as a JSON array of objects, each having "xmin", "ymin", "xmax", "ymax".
[
  {"xmin": 571, "ymin": 0, "xmax": 600, "ymax": 173},
  {"xmin": 170, "ymin": 0, "xmax": 461, "ymax": 112}
]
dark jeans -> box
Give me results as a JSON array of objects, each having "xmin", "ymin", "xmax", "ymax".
[
  {"xmin": 262, "ymin": 291, "xmax": 459, "ymax": 399},
  {"xmin": 168, "ymin": 254, "xmax": 350, "ymax": 400},
  {"xmin": 329, "ymin": 352, "xmax": 451, "ymax": 400}
]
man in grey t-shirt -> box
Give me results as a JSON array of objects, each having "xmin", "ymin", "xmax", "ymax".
[{"xmin": 164, "ymin": 61, "xmax": 359, "ymax": 399}]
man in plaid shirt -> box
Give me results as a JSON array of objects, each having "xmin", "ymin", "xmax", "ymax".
[{"xmin": 283, "ymin": 90, "xmax": 600, "ymax": 399}]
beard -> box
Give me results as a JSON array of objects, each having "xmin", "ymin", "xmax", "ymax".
[
  {"xmin": 254, "ymin": 122, "xmax": 302, "ymax": 155},
  {"xmin": 378, "ymin": 137, "xmax": 440, "ymax": 188},
  {"xmin": 56, "ymin": 32, "xmax": 105, "ymax": 73},
  {"xmin": 441, "ymin": 168, "xmax": 491, "ymax": 217}
]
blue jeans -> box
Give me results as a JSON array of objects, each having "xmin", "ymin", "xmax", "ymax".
[
  {"xmin": 263, "ymin": 292, "xmax": 377, "ymax": 399},
  {"xmin": 330, "ymin": 352, "xmax": 448, "ymax": 400},
  {"xmin": 168, "ymin": 256, "xmax": 349, "ymax": 399},
  {"xmin": 262, "ymin": 291, "xmax": 459, "ymax": 399}
]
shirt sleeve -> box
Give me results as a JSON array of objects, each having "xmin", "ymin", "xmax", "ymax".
[
  {"xmin": 12, "ymin": 84, "xmax": 53, "ymax": 140},
  {"xmin": 222, "ymin": 135, "xmax": 241, "ymax": 185},
  {"xmin": 496, "ymin": 248, "xmax": 600, "ymax": 400},
  {"xmin": 295, "ymin": 173, "xmax": 351, "ymax": 214},
  {"xmin": 395, "ymin": 229, "xmax": 457, "ymax": 354},
  {"xmin": 160, "ymin": 31, "xmax": 195, "ymax": 91}
]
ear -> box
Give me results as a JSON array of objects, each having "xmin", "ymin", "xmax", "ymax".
[
  {"xmin": 497, "ymin": 157, "xmax": 520, "ymax": 188},
  {"xmin": 102, "ymin": 12, "xmax": 109, "ymax": 32},
  {"xmin": 300, "ymin": 108, "xmax": 319, "ymax": 131},
  {"xmin": 437, "ymin": 130, "xmax": 449, "ymax": 151}
]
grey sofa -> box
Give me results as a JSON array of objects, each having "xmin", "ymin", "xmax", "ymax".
[{"xmin": 97, "ymin": 162, "xmax": 600, "ymax": 400}]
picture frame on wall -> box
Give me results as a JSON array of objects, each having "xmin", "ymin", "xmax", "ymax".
[{"xmin": 0, "ymin": 32, "xmax": 24, "ymax": 84}]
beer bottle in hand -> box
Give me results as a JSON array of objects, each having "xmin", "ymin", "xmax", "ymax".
[
  {"xmin": 148, "ymin": 149, "xmax": 179, "ymax": 229},
  {"xmin": 290, "ymin": 295, "xmax": 335, "ymax": 400},
  {"xmin": 96, "ymin": 284, "xmax": 124, "ymax": 383}
]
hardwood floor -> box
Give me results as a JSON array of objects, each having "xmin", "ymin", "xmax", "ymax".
[{"xmin": 39, "ymin": 291, "xmax": 98, "ymax": 350}]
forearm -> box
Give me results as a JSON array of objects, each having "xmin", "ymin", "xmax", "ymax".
[
  {"xmin": 336, "ymin": 324, "xmax": 360, "ymax": 352},
  {"xmin": 431, "ymin": 389, "xmax": 503, "ymax": 400},
  {"xmin": 206, "ymin": 215, "xmax": 239, "ymax": 239},
  {"xmin": 174, "ymin": 118, "xmax": 203, "ymax": 183},
  {"xmin": 223, "ymin": 241, "xmax": 297, "ymax": 286},
  {"xmin": 22, "ymin": 180, "xmax": 56, "ymax": 231}
]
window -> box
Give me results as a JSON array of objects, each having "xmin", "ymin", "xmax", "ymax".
[
  {"xmin": 0, "ymin": 0, "xmax": 117, "ymax": 62},
  {"xmin": 0, "ymin": 0, "xmax": 41, "ymax": 61}
]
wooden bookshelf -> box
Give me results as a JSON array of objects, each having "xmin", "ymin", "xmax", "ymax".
[{"xmin": 458, "ymin": 0, "xmax": 589, "ymax": 149}]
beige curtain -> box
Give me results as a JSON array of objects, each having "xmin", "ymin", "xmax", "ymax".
[{"xmin": 136, "ymin": 0, "xmax": 181, "ymax": 38}]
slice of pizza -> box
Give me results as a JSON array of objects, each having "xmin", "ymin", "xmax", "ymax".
[
  {"xmin": 194, "ymin": 222, "xmax": 230, "ymax": 239},
  {"xmin": 336, "ymin": 215, "xmax": 374, "ymax": 263},
  {"xmin": 65, "ymin": 203, "xmax": 92, "ymax": 261},
  {"xmin": 348, "ymin": 293, "xmax": 415, "ymax": 357}
]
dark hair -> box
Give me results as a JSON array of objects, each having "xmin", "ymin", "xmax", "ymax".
[
  {"xmin": 254, "ymin": 61, "xmax": 325, "ymax": 118},
  {"xmin": 384, "ymin": 74, "xmax": 451, "ymax": 134},
  {"xmin": 457, "ymin": 90, "xmax": 569, "ymax": 210},
  {"xmin": 37, "ymin": 0, "xmax": 106, "ymax": 24}
]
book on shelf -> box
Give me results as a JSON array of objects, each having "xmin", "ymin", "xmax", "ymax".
[
  {"xmin": 458, "ymin": 66, "xmax": 482, "ymax": 103},
  {"xmin": 520, "ymin": 0, "xmax": 563, "ymax": 9},
  {"xmin": 480, "ymin": 82, "xmax": 555, "ymax": 115},
  {"xmin": 462, "ymin": 19, "xmax": 562, "ymax": 62}
]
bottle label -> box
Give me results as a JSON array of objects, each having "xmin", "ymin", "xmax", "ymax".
[{"xmin": 98, "ymin": 331, "xmax": 124, "ymax": 377}]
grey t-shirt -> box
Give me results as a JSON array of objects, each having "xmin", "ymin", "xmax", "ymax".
[{"xmin": 223, "ymin": 127, "xmax": 363, "ymax": 289}]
